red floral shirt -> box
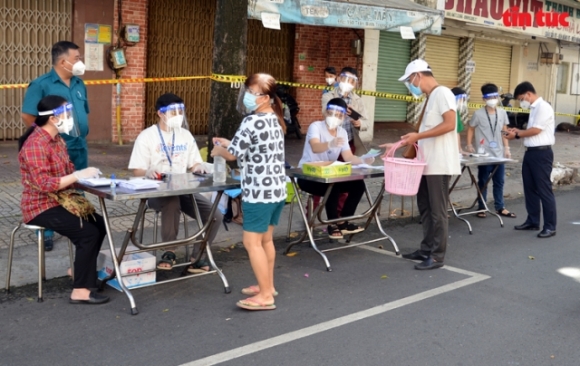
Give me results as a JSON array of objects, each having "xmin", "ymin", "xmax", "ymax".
[{"xmin": 19, "ymin": 127, "xmax": 75, "ymax": 223}]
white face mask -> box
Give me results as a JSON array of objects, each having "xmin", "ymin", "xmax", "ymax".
[
  {"xmin": 339, "ymin": 82, "xmax": 354, "ymax": 94},
  {"xmin": 326, "ymin": 77, "xmax": 336, "ymax": 86},
  {"xmin": 486, "ymin": 99, "xmax": 499, "ymax": 108},
  {"xmin": 66, "ymin": 60, "xmax": 86, "ymax": 76},
  {"xmin": 166, "ymin": 115, "xmax": 184, "ymax": 130},
  {"xmin": 325, "ymin": 116, "xmax": 343, "ymax": 130},
  {"xmin": 55, "ymin": 117, "xmax": 74, "ymax": 135},
  {"xmin": 519, "ymin": 99, "xmax": 531, "ymax": 109}
]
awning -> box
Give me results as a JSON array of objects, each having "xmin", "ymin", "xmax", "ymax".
[{"xmin": 248, "ymin": 0, "xmax": 444, "ymax": 35}]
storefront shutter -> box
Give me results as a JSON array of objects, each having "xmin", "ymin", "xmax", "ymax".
[
  {"xmin": 471, "ymin": 41, "xmax": 512, "ymax": 100},
  {"xmin": 374, "ymin": 31, "xmax": 410, "ymax": 122},
  {"xmin": 424, "ymin": 36, "xmax": 459, "ymax": 88}
]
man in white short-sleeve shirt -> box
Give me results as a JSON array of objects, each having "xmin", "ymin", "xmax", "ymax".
[
  {"xmin": 128, "ymin": 93, "xmax": 223, "ymax": 273},
  {"xmin": 504, "ymin": 81, "xmax": 557, "ymax": 238},
  {"xmin": 381, "ymin": 59, "xmax": 460, "ymax": 270}
]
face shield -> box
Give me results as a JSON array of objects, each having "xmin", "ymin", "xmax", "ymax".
[
  {"xmin": 483, "ymin": 92, "xmax": 500, "ymax": 108},
  {"xmin": 325, "ymin": 104, "xmax": 346, "ymax": 130},
  {"xmin": 338, "ymin": 73, "xmax": 357, "ymax": 94},
  {"xmin": 159, "ymin": 103, "xmax": 187, "ymax": 131},
  {"xmin": 38, "ymin": 103, "xmax": 79, "ymax": 137},
  {"xmin": 236, "ymin": 84, "xmax": 270, "ymax": 116},
  {"xmin": 455, "ymin": 93, "xmax": 468, "ymax": 114}
]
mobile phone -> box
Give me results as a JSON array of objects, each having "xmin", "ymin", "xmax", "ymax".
[
  {"xmin": 348, "ymin": 108, "xmax": 362, "ymax": 121},
  {"xmin": 192, "ymin": 172, "xmax": 212, "ymax": 178}
]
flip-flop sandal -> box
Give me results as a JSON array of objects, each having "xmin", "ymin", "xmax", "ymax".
[
  {"xmin": 241, "ymin": 285, "xmax": 279, "ymax": 297},
  {"xmin": 339, "ymin": 222, "xmax": 364, "ymax": 235},
  {"xmin": 327, "ymin": 225, "xmax": 343, "ymax": 239},
  {"xmin": 476, "ymin": 212, "xmax": 487, "ymax": 218},
  {"xmin": 236, "ymin": 297, "xmax": 276, "ymax": 311},
  {"xmin": 156, "ymin": 251, "xmax": 176, "ymax": 271},
  {"xmin": 497, "ymin": 209, "xmax": 517, "ymax": 218},
  {"xmin": 187, "ymin": 259, "xmax": 211, "ymax": 274}
]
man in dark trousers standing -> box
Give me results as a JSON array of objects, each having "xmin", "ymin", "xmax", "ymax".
[{"xmin": 504, "ymin": 81, "xmax": 557, "ymax": 238}]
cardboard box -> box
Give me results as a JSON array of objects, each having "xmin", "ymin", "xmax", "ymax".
[
  {"xmin": 302, "ymin": 161, "xmax": 352, "ymax": 178},
  {"xmin": 97, "ymin": 245, "xmax": 156, "ymax": 292}
]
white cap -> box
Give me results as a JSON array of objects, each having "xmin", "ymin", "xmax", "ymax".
[{"xmin": 398, "ymin": 59, "xmax": 432, "ymax": 81}]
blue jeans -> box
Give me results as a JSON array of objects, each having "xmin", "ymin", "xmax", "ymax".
[{"xmin": 477, "ymin": 164, "xmax": 505, "ymax": 211}]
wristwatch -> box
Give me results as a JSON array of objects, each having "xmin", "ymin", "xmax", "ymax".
[{"xmin": 515, "ymin": 132, "xmax": 520, "ymax": 139}]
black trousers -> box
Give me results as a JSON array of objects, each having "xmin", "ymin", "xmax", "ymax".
[
  {"xmin": 297, "ymin": 178, "xmax": 365, "ymax": 220},
  {"xmin": 28, "ymin": 206, "xmax": 106, "ymax": 289},
  {"xmin": 522, "ymin": 148, "xmax": 557, "ymax": 231},
  {"xmin": 417, "ymin": 175, "xmax": 450, "ymax": 260}
]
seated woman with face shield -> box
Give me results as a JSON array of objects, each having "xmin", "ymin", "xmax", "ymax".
[
  {"xmin": 18, "ymin": 95, "xmax": 109, "ymax": 305},
  {"xmin": 128, "ymin": 93, "xmax": 221, "ymax": 274},
  {"xmin": 297, "ymin": 98, "xmax": 375, "ymax": 239}
]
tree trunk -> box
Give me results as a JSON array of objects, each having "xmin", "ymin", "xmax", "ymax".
[{"xmin": 207, "ymin": 0, "xmax": 248, "ymax": 162}]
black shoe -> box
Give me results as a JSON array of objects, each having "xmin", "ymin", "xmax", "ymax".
[
  {"xmin": 514, "ymin": 223, "xmax": 540, "ymax": 231},
  {"xmin": 414, "ymin": 257, "xmax": 444, "ymax": 270},
  {"xmin": 537, "ymin": 229, "xmax": 556, "ymax": 238},
  {"xmin": 69, "ymin": 291, "xmax": 110, "ymax": 305},
  {"xmin": 402, "ymin": 250, "xmax": 428, "ymax": 261},
  {"xmin": 338, "ymin": 222, "xmax": 364, "ymax": 235},
  {"xmin": 44, "ymin": 237, "xmax": 54, "ymax": 252}
]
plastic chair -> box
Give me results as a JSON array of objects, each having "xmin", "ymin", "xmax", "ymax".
[{"xmin": 5, "ymin": 223, "xmax": 75, "ymax": 302}]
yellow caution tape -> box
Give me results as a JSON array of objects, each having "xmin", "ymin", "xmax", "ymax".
[{"xmin": 2, "ymin": 73, "xmax": 578, "ymax": 118}]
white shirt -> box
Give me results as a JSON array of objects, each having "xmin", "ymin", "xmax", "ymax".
[
  {"xmin": 418, "ymin": 87, "xmax": 461, "ymax": 175},
  {"xmin": 128, "ymin": 125, "xmax": 203, "ymax": 173},
  {"xmin": 227, "ymin": 113, "xmax": 287, "ymax": 203},
  {"xmin": 298, "ymin": 121, "xmax": 349, "ymax": 167},
  {"xmin": 524, "ymin": 97, "xmax": 555, "ymax": 147}
]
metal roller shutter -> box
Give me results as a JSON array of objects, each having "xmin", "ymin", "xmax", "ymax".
[
  {"xmin": 424, "ymin": 36, "xmax": 459, "ymax": 88},
  {"xmin": 375, "ymin": 31, "xmax": 410, "ymax": 122},
  {"xmin": 471, "ymin": 41, "xmax": 512, "ymax": 99}
]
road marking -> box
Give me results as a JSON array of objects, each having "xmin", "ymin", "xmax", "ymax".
[{"xmin": 181, "ymin": 246, "xmax": 490, "ymax": 366}]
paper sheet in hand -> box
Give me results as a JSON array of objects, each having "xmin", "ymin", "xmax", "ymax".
[
  {"xmin": 360, "ymin": 148, "xmax": 382, "ymax": 159},
  {"xmin": 118, "ymin": 179, "xmax": 160, "ymax": 190},
  {"xmin": 79, "ymin": 178, "xmax": 112, "ymax": 187}
]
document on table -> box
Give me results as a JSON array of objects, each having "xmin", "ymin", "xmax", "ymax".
[
  {"xmin": 353, "ymin": 163, "xmax": 384, "ymax": 170},
  {"xmin": 79, "ymin": 178, "xmax": 112, "ymax": 187},
  {"xmin": 117, "ymin": 178, "xmax": 160, "ymax": 190}
]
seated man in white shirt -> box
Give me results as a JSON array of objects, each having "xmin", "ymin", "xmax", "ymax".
[{"xmin": 128, "ymin": 93, "xmax": 223, "ymax": 272}]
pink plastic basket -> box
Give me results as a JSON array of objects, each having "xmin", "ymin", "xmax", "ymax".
[{"xmin": 382, "ymin": 141, "xmax": 427, "ymax": 196}]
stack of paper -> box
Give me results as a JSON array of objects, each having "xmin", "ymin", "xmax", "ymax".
[
  {"xmin": 118, "ymin": 179, "xmax": 160, "ymax": 190},
  {"xmin": 79, "ymin": 178, "xmax": 112, "ymax": 187}
]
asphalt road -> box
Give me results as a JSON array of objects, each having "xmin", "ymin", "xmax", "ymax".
[{"xmin": 2, "ymin": 188, "xmax": 580, "ymax": 366}]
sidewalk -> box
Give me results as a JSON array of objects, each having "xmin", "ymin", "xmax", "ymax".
[{"xmin": 1, "ymin": 127, "xmax": 579, "ymax": 287}]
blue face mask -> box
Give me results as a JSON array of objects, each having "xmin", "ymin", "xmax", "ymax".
[
  {"xmin": 243, "ymin": 92, "xmax": 259, "ymax": 112},
  {"xmin": 404, "ymin": 75, "xmax": 423, "ymax": 98}
]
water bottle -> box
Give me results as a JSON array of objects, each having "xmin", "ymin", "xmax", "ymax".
[
  {"xmin": 213, "ymin": 156, "xmax": 227, "ymax": 183},
  {"xmin": 110, "ymin": 173, "xmax": 116, "ymax": 194}
]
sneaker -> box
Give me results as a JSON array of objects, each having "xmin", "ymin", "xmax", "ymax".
[{"xmin": 44, "ymin": 237, "xmax": 54, "ymax": 252}]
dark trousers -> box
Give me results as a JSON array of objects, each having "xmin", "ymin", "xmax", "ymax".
[
  {"xmin": 28, "ymin": 206, "xmax": 106, "ymax": 289},
  {"xmin": 477, "ymin": 164, "xmax": 505, "ymax": 211},
  {"xmin": 148, "ymin": 194, "xmax": 223, "ymax": 260},
  {"xmin": 522, "ymin": 149, "xmax": 557, "ymax": 231},
  {"xmin": 417, "ymin": 175, "xmax": 450, "ymax": 260},
  {"xmin": 297, "ymin": 179, "xmax": 365, "ymax": 220}
]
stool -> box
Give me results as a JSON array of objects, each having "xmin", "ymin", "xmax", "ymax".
[
  {"xmin": 5, "ymin": 223, "xmax": 75, "ymax": 302},
  {"xmin": 138, "ymin": 207, "xmax": 189, "ymax": 258}
]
